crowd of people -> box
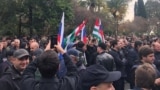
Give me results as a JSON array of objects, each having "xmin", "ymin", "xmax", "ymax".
[{"xmin": 0, "ymin": 35, "xmax": 160, "ymax": 90}]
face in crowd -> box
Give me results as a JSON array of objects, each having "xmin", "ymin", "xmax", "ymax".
[
  {"xmin": 12, "ymin": 55, "xmax": 29, "ymax": 72},
  {"xmin": 142, "ymin": 53, "xmax": 155, "ymax": 64},
  {"xmin": 30, "ymin": 42, "xmax": 39, "ymax": 52},
  {"xmin": 14, "ymin": 39, "xmax": 20, "ymax": 48},
  {"xmin": 116, "ymin": 40, "xmax": 122, "ymax": 50},
  {"xmin": 119, "ymin": 39, "xmax": 125, "ymax": 49},
  {"xmin": 152, "ymin": 42, "xmax": 160, "ymax": 52},
  {"xmin": 91, "ymin": 82, "xmax": 115, "ymax": 90},
  {"xmin": 0, "ymin": 42, "xmax": 3, "ymax": 51},
  {"xmin": 140, "ymin": 45, "xmax": 155, "ymax": 64},
  {"xmin": 2, "ymin": 40, "xmax": 8, "ymax": 48},
  {"xmin": 12, "ymin": 49, "xmax": 30, "ymax": 72}
]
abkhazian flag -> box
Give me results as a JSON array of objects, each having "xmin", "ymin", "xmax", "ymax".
[
  {"xmin": 65, "ymin": 20, "xmax": 87, "ymax": 45},
  {"xmin": 92, "ymin": 18, "xmax": 105, "ymax": 43},
  {"xmin": 81, "ymin": 25, "xmax": 87, "ymax": 44}
]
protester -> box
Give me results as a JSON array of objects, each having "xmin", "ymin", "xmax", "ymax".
[
  {"xmin": 86, "ymin": 39, "xmax": 97, "ymax": 66},
  {"xmin": 152, "ymin": 42, "xmax": 160, "ymax": 71},
  {"xmin": 109, "ymin": 39, "xmax": 126, "ymax": 90},
  {"xmin": 132, "ymin": 63, "xmax": 156, "ymax": 90},
  {"xmin": 96, "ymin": 42, "xmax": 115, "ymax": 71},
  {"xmin": 0, "ymin": 49, "xmax": 14, "ymax": 77},
  {"xmin": 131, "ymin": 45, "xmax": 160, "ymax": 89},
  {"xmin": 21, "ymin": 43, "xmax": 79, "ymax": 90},
  {"xmin": 126, "ymin": 40, "xmax": 143, "ymax": 88},
  {"xmin": 75, "ymin": 41, "xmax": 88, "ymax": 66},
  {"xmin": 67, "ymin": 48, "xmax": 86, "ymax": 72},
  {"xmin": 0, "ymin": 49, "xmax": 30, "ymax": 90},
  {"xmin": 80, "ymin": 64, "xmax": 121, "ymax": 90},
  {"xmin": 13, "ymin": 39, "xmax": 21, "ymax": 50},
  {"xmin": 30, "ymin": 42, "xmax": 43, "ymax": 60},
  {"xmin": 0, "ymin": 41, "xmax": 4, "ymax": 63}
]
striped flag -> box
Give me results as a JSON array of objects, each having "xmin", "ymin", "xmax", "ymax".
[
  {"xmin": 92, "ymin": 18, "xmax": 105, "ymax": 43},
  {"xmin": 57, "ymin": 12, "xmax": 65, "ymax": 61},
  {"xmin": 81, "ymin": 25, "xmax": 87, "ymax": 44},
  {"xmin": 99, "ymin": 25, "xmax": 105, "ymax": 43},
  {"xmin": 65, "ymin": 20, "xmax": 87, "ymax": 45},
  {"xmin": 58, "ymin": 12, "xmax": 65, "ymax": 46}
]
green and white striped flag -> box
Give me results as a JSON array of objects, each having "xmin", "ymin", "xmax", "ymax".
[
  {"xmin": 64, "ymin": 20, "xmax": 87, "ymax": 49},
  {"xmin": 92, "ymin": 18, "xmax": 104, "ymax": 42}
]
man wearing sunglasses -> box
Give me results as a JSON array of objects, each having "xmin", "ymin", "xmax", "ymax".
[{"xmin": 0, "ymin": 49, "xmax": 30, "ymax": 90}]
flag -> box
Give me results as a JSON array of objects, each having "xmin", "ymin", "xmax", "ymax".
[
  {"xmin": 81, "ymin": 25, "xmax": 87, "ymax": 44},
  {"xmin": 92, "ymin": 18, "xmax": 105, "ymax": 43},
  {"xmin": 65, "ymin": 20, "xmax": 87, "ymax": 45},
  {"xmin": 58, "ymin": 12, "xmax": 64, "ymax": 46},
  {"xmin": 99, "ymin": 25, "xmax": 105, "ymax": 43},
  {"xmin": 57, "ymin": 12, "xmax": 64, "ymax": 60}
]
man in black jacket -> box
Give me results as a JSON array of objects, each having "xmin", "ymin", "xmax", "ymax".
[
  {"xmin": 108, "ymin": 40, "xmax": 126, "ymax": 90},
  {"xmin": 96, "ymin": 42, "xmax": 115, "ymax": 71},
  {"xmin": 21, "ymin": 43, "xmax": 79, "ymax": 90},
  {"xmin": 131, "ymin": 45, "xmax": 160, "ymax": 90},
  {"xmin": 86, "ymin": 39, "xmax": 97, "ymax": 66},
  {"xmin": 153, "ymin": 42, "xmax": 160, "ymax": 71},
  {"xmin": 0, "ymin": 40, "xmax": 7, "ymax": 63},
  {"xmin": 132, "ymin": 63, "xmax": 156, "ymax": 90},
  {"xmin": 0, "ymin": 49, "xmax": 30, "ymax": 90},
  {"xmin": 0, "ymin": 49, "xmax": 14, "ymax": 77}
]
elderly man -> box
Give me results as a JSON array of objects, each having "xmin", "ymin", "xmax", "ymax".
[{"xmin": 30, "ymin": 42, "xmax": 43, "ymax": 60}]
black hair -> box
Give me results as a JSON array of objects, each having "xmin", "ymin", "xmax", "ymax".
[
  {"xmin": 139, "ymin": 45, "xmax": 154, "ymax": 60},
  {"xmin": 37, "ymin": 50, "xmax": 59, "ymax": 78},
  {"xmin": 20, "ymin": 42, "xmax": 27, "ymax": 49},
  {"xmin": 134, "ymin": 41, "xmax": 142, "ymax": 49},
  {"xmin": 6, "ymin": 49, "xmax": 14, "ymax": 57},
  {"xmin": 91, "ymin": 39, "xmax": 96, "ymax": 43},
  {"xmin": 110, "ymin": 40, "xmax": 118, "ymax": 48},
  {"xmin": 76, "ymin": 41, "xmax": 85, "ymax": 49}
]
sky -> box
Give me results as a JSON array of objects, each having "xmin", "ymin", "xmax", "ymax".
[{"xmin": 124, "ymin": 0, "xmax": 147, "ymax": 21}]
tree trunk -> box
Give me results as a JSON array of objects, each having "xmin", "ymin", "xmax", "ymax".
[{"xmin": 29, "ymin": 5, "xmax": 33, "ymax": 37}]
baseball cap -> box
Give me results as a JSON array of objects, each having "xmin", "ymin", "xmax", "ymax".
[
  {"xmin": 13, "ymin": 49, "xmax": 29, "ymax": 59},
  {"xmin": 98, "ymin": 42, "xmax": 107, "ymax": 50},
  {"xmin": 81, "ymin": 64, "xmax": 121, "ymax": 90}
]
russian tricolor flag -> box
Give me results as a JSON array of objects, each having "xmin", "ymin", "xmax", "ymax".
[
  {"xmin": 99, "ymin": 24, "xmax": 105, "ymax": 43},
  {"xmin": 58, "ymin": 12, "xmax": 64, "ymax": 47},
  {"xmin": 81, "ymin": 25, "xmax": 87, "ymax": 44},
  {"xmin": 57, "ymin": 12, "xmax": 64, "ymax": 61}
]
